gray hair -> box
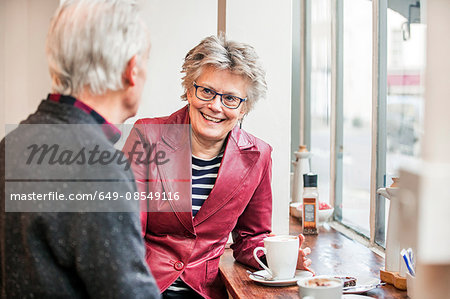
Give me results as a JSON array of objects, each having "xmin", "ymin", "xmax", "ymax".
[
  {"xmin": 46, "ymin": 0, "xmax": 150, "ymax": 96},
  {"xmin": 181, "ymin": 35, "xmax": 267, "ymax": 113}
]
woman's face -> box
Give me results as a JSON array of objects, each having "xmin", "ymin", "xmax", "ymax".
[{"xmin": 187, "ymin": 65, "xmax": 248, "ymax": 145}]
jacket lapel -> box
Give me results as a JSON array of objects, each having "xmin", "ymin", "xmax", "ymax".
[
  {"xmin": 156, "ymin": 108, "xmax": 195, "ymax": 234},
  {"xmin": 193, "ymin": 126, "xmax": 260, "ymax": 226}
]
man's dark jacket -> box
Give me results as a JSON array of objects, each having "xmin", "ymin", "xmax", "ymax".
[{"xmin": 0, "ymin": 99, "xmax": 160, "ymax": 298}]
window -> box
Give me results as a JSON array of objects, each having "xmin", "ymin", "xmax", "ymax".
[
  {"xmin": 310, "ymin": 0, "xmax": 332, "ymax": 207},
  {"xmin": 385, "ymin": 0, "xmax": 426, "ymax": 245},
  {"xmin": 298, "ymin": 0, "xmax": 426, "ymax": 246},
  {"xmin": 339, "ymin": 0, "xmax": 373, "ymax": 236}
]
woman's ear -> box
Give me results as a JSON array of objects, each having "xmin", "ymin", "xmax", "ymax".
[
  {"xmin": 186, "ymin": 86, "xmax": 195, "ymax": 104},
  {"xmin": 238, "ymin": 105, "xmax": 247, "ymax": 129},
  {"xmin": 123, "ymin": 55, "xmax": 138, "ymax": 87},
  {"xmin": 239, "ymin": 103, "xmax": 248, "ymax": 118}
]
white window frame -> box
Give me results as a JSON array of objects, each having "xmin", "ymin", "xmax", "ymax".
[{"xmin": 298, "ymin": 0, "xmax": 390, "ymax": 250}]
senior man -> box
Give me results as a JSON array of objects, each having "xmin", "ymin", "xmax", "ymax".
[{"xmin": 0, "ymin": 0, "xmax": 159, "ymax": 298}]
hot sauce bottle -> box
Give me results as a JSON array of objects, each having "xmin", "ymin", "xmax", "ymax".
[{"xmin": 302, "ymin": 173, "xmax": 318, "ymax": 235}]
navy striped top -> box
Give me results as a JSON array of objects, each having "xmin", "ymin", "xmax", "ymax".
[
  {"xmin": 191, "ymin": 153, "xmax": 223, "ymax": 217},
  {"xmin": 165, "ymin": 153, "xmax": 224, "ymax": 293}
]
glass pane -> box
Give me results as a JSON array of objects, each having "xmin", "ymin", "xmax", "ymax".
[
  {"xmin": 340, "ymin": 0, "xmax": 373, "ymax": 236},
  {"xmin": 385, "ymin": 0, "xmax": 426, "ymax": 244},
  {"xmin": 310, "ymin": 0, "xmax": 332, "ymax": 207}
]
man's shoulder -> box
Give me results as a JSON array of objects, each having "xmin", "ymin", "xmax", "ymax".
[{"xmin": 4, "ymin": 102, "xmax": 135, "ymax": 187}]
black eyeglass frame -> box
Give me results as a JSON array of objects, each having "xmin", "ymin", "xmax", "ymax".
[{"xmin": 192, "ymin": 82, "xmax": 247, "ymax": 109}]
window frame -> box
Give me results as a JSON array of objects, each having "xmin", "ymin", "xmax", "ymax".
[
  {"xmin": 372, "ymin": 0, "xmax": 388, "ymax": 247},
  {"xmin": 299, "ymin": 0, "xmax": 390, "ymax": 248}
]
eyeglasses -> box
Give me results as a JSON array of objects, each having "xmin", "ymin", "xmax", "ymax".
[{"xmin": 193, "ymin": 82, "xmax": 247, "ymax": 109}]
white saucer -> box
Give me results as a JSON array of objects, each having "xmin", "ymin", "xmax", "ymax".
[
  {"xmin": 343, "ymin": 279, "xmax": 381, "ymax": 294},
  {"xmin": 249, "ymin": 269, "xmax": 313, "ymax": 287},
  {"xmin": 343, "ymin": 285, "xmax": 380, "ymax": 294},
  {"xmin": 343, "ymin": 295, "xmax": 373, "ymax": 299}
]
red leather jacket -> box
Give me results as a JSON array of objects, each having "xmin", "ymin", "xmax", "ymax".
[{"xmin": 122, "ymin": 105, "xmax": 272, "ymax": 298}]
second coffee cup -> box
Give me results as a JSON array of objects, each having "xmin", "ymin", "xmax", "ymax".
[
  {"xmin": 297, "ymin": 276, "xmax": 343, "ymax": 299},
  {"xmin": 253, "ymin": 235, "xmax": 299, "ymax": 280}
]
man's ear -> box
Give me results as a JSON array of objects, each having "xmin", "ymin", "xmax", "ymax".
[{"xmin": 123, "ymin": 55, "xmax": 138, "ymax": 87}]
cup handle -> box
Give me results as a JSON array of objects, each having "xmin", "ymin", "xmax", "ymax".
[{"xmin": 253, "ymin": 247, "xmax": 273, "ymax": 278}]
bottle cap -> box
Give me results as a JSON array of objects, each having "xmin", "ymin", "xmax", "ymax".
[
  {"xmin": 303, "ymin": 173, "xmax": 318, "ymax": 187},
  {"xmin": 299, "ymin": 145, "xmax": 308, "ymax": 152},
  {"xmin": 390, "ymin": 177, "xmax": 399, "ymax": 188}
]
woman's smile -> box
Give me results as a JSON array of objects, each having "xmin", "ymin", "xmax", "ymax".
[{"xmin": 200, "ymin": 112, "xmax": 225, "ymax": 123}]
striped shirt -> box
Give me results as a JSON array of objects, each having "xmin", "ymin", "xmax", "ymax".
[
  {"xmin": 166, "ymin": 153, "xmax": 223, "ymax": 293},
  {"xmin": 191, "ymin": 153, "xmax": 223, "ymax": 217}
]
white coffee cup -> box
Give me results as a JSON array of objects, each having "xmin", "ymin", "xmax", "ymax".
[
  {"xmin": 253, "ymin": 235, "xmax": 299, "ymax": 280},
  {"xmin": 297, "ymin": 276, "xmax": 343, "ymax": 299}
]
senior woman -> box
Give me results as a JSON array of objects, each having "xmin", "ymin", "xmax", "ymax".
[{"xmin": 123, "ymin": 35, "xmax": 311, "ymax": 299}]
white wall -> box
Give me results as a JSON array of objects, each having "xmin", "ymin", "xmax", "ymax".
[
  {"xmin": 1, "ymin": 0, "xmax": 58, "ymax": 139},
  {"xmin": 0, "ymin": 0, "xmax": 5, "ymax": 136},
  {"xmin": 418, "ymin": 0, "xmax": 450, "ymax": 263},
  {"xmin": 0, "ymin": 0, "xmax": 216, "ymax": 137},
  {"xmin": 414, "ymin": 1, "xmax": 450, "ymax": 297},
  {"xmin": 127, "ymin": 0, "xmax": 218, "ymax": 123},
  {"xmin": 227, "ymin": 0, "xmax": 293, "ymax": 234}
]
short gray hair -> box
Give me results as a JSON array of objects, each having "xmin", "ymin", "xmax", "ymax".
[
  {"xmin": 181, "ymin": 35, "xmax": 267, "ymax": 113},
  {"xmin": 46, "ymin": 0, "xmax": 150, "ymax": 96}
]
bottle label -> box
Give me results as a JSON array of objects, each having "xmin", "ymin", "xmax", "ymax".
[
  {"xmin": 303, "ymin": 197, "xmax": 317, "ymax": 234},
  {"xmin": 304, "ymin": 203, "xmax": 315, "ymax": 222}
]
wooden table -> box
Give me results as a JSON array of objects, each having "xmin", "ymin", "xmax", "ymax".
[{"xmin": 219, "ymin": 216, "xmax": 407, "ymax": 298}]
